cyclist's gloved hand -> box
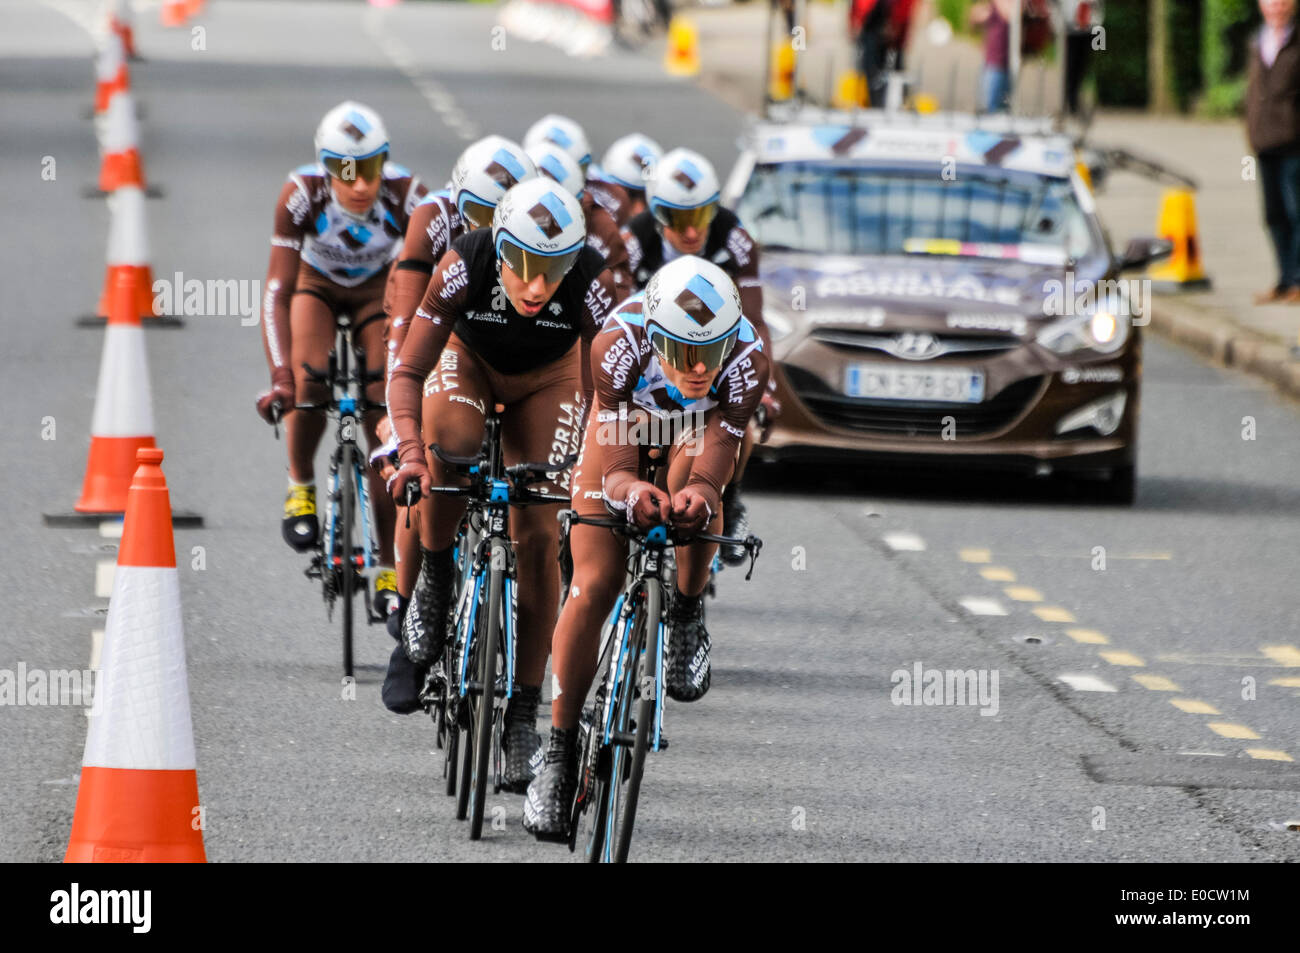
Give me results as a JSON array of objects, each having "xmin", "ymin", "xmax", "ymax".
[
  {"xmin": 256, "ymin": 369, "xmax": 295, "ymax": 424},
  {"xmin": 669, "ymin": 487, "xmax": 713, "ymax": 534},
  {"xmin": 369, "ymin": 416, "xmax": 400, "ymax": 480},
  {"xmin": 388, "ymin": 461, "xmax": 431, "ymax": 506},
  {"xmin": 625, "ymin": 481, "xmax": 669, "ymax": 530}
]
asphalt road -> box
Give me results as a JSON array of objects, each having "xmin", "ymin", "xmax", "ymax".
[{"xmin": 4, "ymin": 0, "xmax": 1298, "ymax": 863}]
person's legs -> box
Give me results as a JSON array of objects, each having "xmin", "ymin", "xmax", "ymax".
[
  {"xmin": 981, "ymin": 66, "xmax": 1010, "ymax": 113},
  {"xmin": 1258, "ymin": 153, "xmax": 1294, "ymax": 295},
  {"xmin": 1277, "ymin": 155, "xmax": 1300, "ymax": 290},
  {"xmin": 357, "ymin": 312, "xmax": 396, "ymax": 570},
  {"xmin": 282, "ymin": 290, "xmax": 335, "ymax": 550}
]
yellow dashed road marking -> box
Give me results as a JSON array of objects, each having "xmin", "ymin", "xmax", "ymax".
[
  {"xmin": 1066, "ymin": 628, "xmax": 1109, "ymax": 645},
  {"xmin": 1268, "ymin": 677, "xmax": 1300, "ymax": 688},
  {"xmin": 1169, "ymin": 698, "xmax": 1220, "ymax": 715},
  {"xmin": 1246, "ymin": 749, "xmax": 1294, "ymax": 762},
  {"xmin": 1133, "ymin": 674, "xmax": 1181, "ymax": 691},
  {"xmin": 1262, "ymin": 645, "xmax": 1300, "ymax": 667},
  {"xmin": 1033, "ymin": 606, "xmax": 1076, "ymax": 623},
  {"xmin": 980, "ymin": 567, "xmax": 1015, "ymax": 582},
  {"xmin": 1004, "ymin": 586, "xmax": 1043, "ymax": 602},
  {"xmin": 959, "ymin": 548, "xmax": 991, "ymax": 564},
  {"xmin": 1207, "ymin": 722, "xmax": 1260, "ymax": 740},
  {"xmin": 1100, "ymin": 650, "xmax": 1145, "ymax": 667}
]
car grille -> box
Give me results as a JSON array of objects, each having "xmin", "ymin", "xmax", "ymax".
[
  {"xmin": 810, "ymin": 329, "xmax": 1020, "ymax": 360},
  {"xmin": 785, "ymin": 366, "xmax": 1046, "ymax": 438}
]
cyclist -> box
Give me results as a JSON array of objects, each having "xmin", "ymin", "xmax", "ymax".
[
  {"xmin": 385, "ymin": 178, "xmax": 619, "ymax": 790},
  {"xmin": 378, "ymin": 136, "xmax": 536, "ymax": 652},
  {"xmin": 622, "ymin": 147, "xmax": 779, "ymax": 566},
  {"xmin": 590, "ymin": 132, "xmax": 662, "ymax": 220},
  {"xmin": 526, "ymin": 141, "xmax": 633, "ymax": 297},
  {"xmin": 255, "ymin": 101, "xmax": 426, "ymax": 619},
  {"xmin": 523, "ymin": 255, "xmax": 769, "ymax": 841},
  {"xmin": 524, "ymin": 113, "xmax": 632, "ymax": 226}
]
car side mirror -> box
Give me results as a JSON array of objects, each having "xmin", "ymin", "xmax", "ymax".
[{"xmin": 1118, "ymin": 238, "xmax": 1174, "ymax": 273}]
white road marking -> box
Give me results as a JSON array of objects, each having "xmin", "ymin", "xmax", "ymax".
[
  {"xmin": 365, "ymin": 16, "xmax": 481, "ymax": 142},
  {"xmin": 1058, "ymin": 674, "xmax": 1117, "ymax": 693},
  {"xmin": 883, "ymin": 532, "xmax": 926, "ymax": 552},
  {"xmin": 959, "ymin": 597, "xmax": 1007, "ymax": 616},
  {"xmin": 99, "ymin": 520, "xmax": 124, "ymax": 538},
  {"xmin": 94, "ymin": 560, "xmax": 116, "ymax": 598},
  {"xmin": 90, "ymin": 629, "xmax": 104, "ymax": 671}
]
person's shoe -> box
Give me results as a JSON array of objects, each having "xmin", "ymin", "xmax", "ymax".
[
  {"xmin": 381, "ymin": 641, "xmax": 428, "ymax": 715},
  {"xmin": 282, "ymin": 484, "xmax": 318, "ymax": 552},
  {"xmin": 373, "ymin": 568, "xmax": 400, "ymax": 619},
  {"xmin": 719, "ymin": 484, "xmax": 749, "ymax": 566},
  {"xmin": 666, "ymin": 590, "xmax": 711, "ymax": 702},
  {"xmin": 1285, "ymin": 287, "xmax": 1300, "ymax": 304},
  {"xmin": 523, "ymin": 726, "xmax": 579, "ymax": 842},
  {"xmin": 501, "ymin": 685, "xmax": 543, "ymax": 793},
  {"xmin": 1255, "ymin": 285, "xmax": 1292, "ymax": 305},
  {"xmin": 402, "ymin": 546, "xmax": 454, "ymax": 666}
]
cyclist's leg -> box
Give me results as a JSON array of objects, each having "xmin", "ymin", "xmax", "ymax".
[
  {"xmin": 423, "ymin": 335, "xmax": 491, "ymax": 548},
  {"xmin": 666, "ymin": 422, "xmax": 728, "ymax": 596},
  {"xmin": 495, "ymin": 344, "xmax": 586, "ymax": 689},
  {"xmin": 355, "ymin": 308, "xmax": 396, "ymax": 568},
  {"xmin": 286, "ymin": 287, "xmax": 335, "ymax": 483},
  {"xmin": 547, "ymin": 405, "xmax": 627, "ymax": 730}
]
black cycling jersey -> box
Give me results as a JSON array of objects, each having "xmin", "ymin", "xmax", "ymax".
[{"xmin": 622, "ymin": 207, "xmax": 756, "ymax": 289}]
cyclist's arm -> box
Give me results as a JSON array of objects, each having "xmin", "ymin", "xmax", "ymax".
[
  {"xmin": 388, "ymin": 249, "xmax": 464, "ymax": 468},
  {"xmin": 589, "ymin": 317, "xmax": 646, "ymax": 508},
  {"xmin": 686, "ymin": 347, "xmax": 770, "ymax": 514},
  {"xmin": 579, "ymin": 267, "xmax": 620, "ymax": 407},
  {"xmin": 587, "ymin": 204, "xmax": 634, "ymax": 302},
  {"xmin": 261, "ymin": 180, "xmax": 306, "ymax": 388},
  {"xmin": 726, "ymin": 220, "xmax": 772, "ymax": 357},
  {"xmin": 385, "ymin": 199, "xmax": 454, "ymax": 367}
]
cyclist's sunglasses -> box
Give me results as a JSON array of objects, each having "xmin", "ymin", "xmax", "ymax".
[
  {"xmin": 322, "ymin": 152, "xmax": 387, "ymax": 183},
  {"xmin": 649, "ymin": 327, "xmax": 737, "ymax": 374},
  {"xmin": 651, "ymin": 200, "xmax": 718, "ymax": 235},
  {"xmin": 497, "ymin": 236, "xmax": 582, "ymax": 285},
  {"xmin": 458, "ymin": 195, "xmax": 496, "ymax": 230}
]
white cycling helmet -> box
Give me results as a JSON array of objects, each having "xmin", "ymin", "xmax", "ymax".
[
  {"xmin": 314, "ymin": 101, "xmax": 389, "ymax": 181},
  {"xmin": 643, "ymin": 255, "xmax": 742, "ymax": 373},
  {"xmin": 492, "ymin": 178, "xmax": 587, "ymax": 284},
  {"xmin": 526, "ymin": 142, "xmax": 585, "ymax": 199},
  {"xmin": 523, "ymin": 114, "xmax": 592, "ymax": 172},
  {"xmin": 600, "ymin": 133, "xmax": 663, "ymax": 193},
  {"xmin": 646, "ymin": 148, "xmax": 721, "ymax": 234},
  {"xmin": 450, "ymin": 135, "xmax": 536, "ymax": 230}
]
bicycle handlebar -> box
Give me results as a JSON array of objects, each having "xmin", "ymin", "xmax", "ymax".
[{"xmin": 558, "ymin": 510, "xmax": 763, "ymax": 580}]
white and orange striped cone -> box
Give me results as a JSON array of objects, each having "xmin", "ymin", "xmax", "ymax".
[
  {"xmin": 83, "ymin": 186, "xmax": 179, "ymax": 325},
  {"xmin": 185, "ymin": 0, "xmax": 206, "ymax": 16},
  {"xmin": 95, "ymin": 89, "xmax": 148, "ymax": 195},
  {"xmin": 75, "ymin": 269, "xmax": 158, "ymax": 515},
  {"xmin": 161, "ymin": 0, "xmax": 189, "ymax": 27},
  {"xmin": 108, "ymin": 0, "xmax": 139, "ymax": 60},
  {"xmin": 92, "ymin": 28, "xmax": 129, "ymax": 117},
  {"xmin": 65, "ymin": 448, "xmax": 207, "ymax": 863}
]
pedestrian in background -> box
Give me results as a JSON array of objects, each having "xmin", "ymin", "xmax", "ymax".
[
  {"xmin": 1059, "ymin": 0, "xmax": 1103, "ymax": 115},
  {"xmin": 970, "ymin": 0, "xmax": 1015, "ymax": 113},
  {"xmin": 850, "ymin": 0, "xmax": 915, "ymax": 107},
  {"xmin": 1248, "ymin": 0, "xmax": 1300, "ymax": 304}
]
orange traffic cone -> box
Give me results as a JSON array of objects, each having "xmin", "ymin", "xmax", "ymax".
[
  {"xmin": 66, "ymin": 448, "xmax": 207, "ymax": 863},
  {"xmin": 161, "ymin": 0, "xmax": 188, "ymax": 27},
  {"xmin": 664, "ymin": 16, "xmax": 700, "ymax": 77},
  {"xmin": 1148, "ymin": 188, "xmax": 1212, "ymax": 292},
  {"xmin": 85, "ymin": 186, "xmax": 179, "ymax": 325},
  {"xmin": 97, "ymin": 90, "xmax": 147, "ymax": 194},
  {"xmin": 185, "ymin": 0, "xmax": 206, "ymax": 15},
  {"xmin": 74, "ymin": 270, "xmax": 158, "ymax": 515},
  {"xmin": 92, "ymin": 30, "xmax": 129, "ymax": 116},
  {"xmin": 109, "ymin": 0, "xmax": 138, "ymax": 60}
]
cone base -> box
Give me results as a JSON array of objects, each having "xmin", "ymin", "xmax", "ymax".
[
  {"xmin": 81, "ymin": 183, "xmax": 165, "ymax": 199},
  {"xmin": 75, "ymin": 436, "xmax": 156, "ymax": 514},
  {"xmin": 42, "ymin": 509, "xmax": 204, "ymax": 528},
  {"xmin": 76, "ymin": 314, "xmax": 185, "ymax": 328},
  {"xmin": 65, "ymin": 767, "xmax": 206, "ymax": 863}
]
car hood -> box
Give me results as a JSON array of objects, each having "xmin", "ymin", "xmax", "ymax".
[{"xmin": 761, "ymin": 251, "xmax": 1099, "ymax": 324}]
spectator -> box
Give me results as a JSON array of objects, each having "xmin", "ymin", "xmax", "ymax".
[
  {"xmin": 970, "ymin": 0, "xmax": 1016, "ymax": 113},
  {"xmin": 1247, "ymin": 0, "xmax": 1300, "ymax": 304},
  {"xmin": 1059, "ymin": 0, "xmax": 1104, "ymax": 115},
  {"xmin": 849, "ymin": 0, "xmax": 919, "ymax": 107}
]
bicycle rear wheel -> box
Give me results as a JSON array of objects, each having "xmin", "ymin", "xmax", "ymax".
[
  {"xmin": 468, "ymin": 559, "xmax": 503, "ymax": 840},
  {"xmin": 338, "ymin": 445, "xmax": 356, "ymax": 678}
]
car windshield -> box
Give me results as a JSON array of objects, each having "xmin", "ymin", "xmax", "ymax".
[{"xmin": 736, "ymin": 161, "xmax": 1098, "ymax": 261}]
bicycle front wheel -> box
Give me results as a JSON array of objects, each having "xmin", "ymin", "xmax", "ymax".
[
  {"xmin": 468, "ymin": 558, "xmax": 502, "ymax": 840},
  {"xmin": 338, "ymin": 445, "xmax": 356, "ymax": 678},
  {"xmin": 607, "ymin": 582, "xmax": 659, "ymax": 862}
]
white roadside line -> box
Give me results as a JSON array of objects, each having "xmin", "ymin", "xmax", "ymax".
[
  {"xmin": 1058, "ymin": 674, "xmax": 1117, "ymax": 693},
  {"xmin": 882, "ymin": 532, "xmax": 925, "ymax": 552},
  {"xmin": 364, "ymin": 12, "xmax": 480, "ymax": 142},
  {"xmin": 959, "ymin": 597, "xmax": 1008, "ymax": 617}
]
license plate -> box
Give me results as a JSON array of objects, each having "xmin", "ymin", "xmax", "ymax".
[{"xmin": 844, "ymin": 365, "xmax": 986, "ymax": 403}]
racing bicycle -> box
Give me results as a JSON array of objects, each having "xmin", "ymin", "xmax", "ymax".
[
  {"xmin": 413, "ymin": 407, "xmax": 576, "ymax": 840},
  {"xmin": 559, "ymin": 508, "xmax": 761, "ymax": 863}
]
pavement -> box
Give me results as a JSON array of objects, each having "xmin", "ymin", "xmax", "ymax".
[
  {"xmin": 682, "ymin": 0, "xmax": 1300, "ymax": 400},
  {"xmin": 5, "ymin": 0, "xmax": 1300, "ymax": 864}
]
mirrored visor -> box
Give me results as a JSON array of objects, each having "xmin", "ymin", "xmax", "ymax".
[
  {"xmin": 322, "ymin": 152, "xmax": 387, "ymax": 183},
  {"xmin": 649, "ymin": 328, "xmax": 738, "ymax": 373},
  {"xmin": 459, "ymin": 196, "xmax": 496, "ymax": 230},
  {"xmin": 498, "ymin": 239, "xmax": 582, "ymax": 284},
  {"xmin": 651, "ymin": 201, "xmax": 718, "ymax": 234}
]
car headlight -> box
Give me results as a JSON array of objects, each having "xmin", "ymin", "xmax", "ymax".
[
  {"xmin": 763, "ymin": 308, "xmax": 794, "ymax": 342},
  {"xmin": 1055, "ymin": 391, "xmax": 1127, "ymax": 437},
  {"xmin": 1037, "ymin": 311, "xmax": 1130, "ymax": 355}
]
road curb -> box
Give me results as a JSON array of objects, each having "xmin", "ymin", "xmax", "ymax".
[{"xmin": 1148, "ymin": 298, "xmax": 1300, "ymax": 401}]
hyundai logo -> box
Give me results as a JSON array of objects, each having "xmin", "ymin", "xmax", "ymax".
[{"xmin": 891, "ymin": 332, "xmax": 941, "ymax": 360}]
